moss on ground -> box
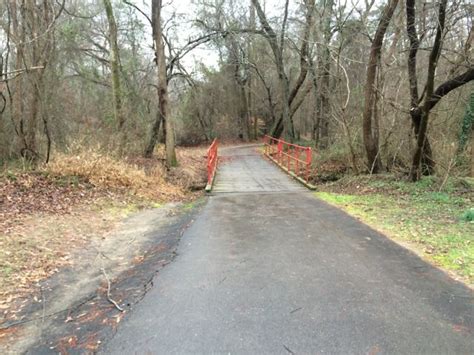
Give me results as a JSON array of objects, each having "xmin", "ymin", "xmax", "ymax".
[{"xmin": 315, "ymin": 176, "xmax": 473, "ymax": 284}]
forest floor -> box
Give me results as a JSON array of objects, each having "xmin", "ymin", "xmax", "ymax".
[
  {"xmin": 0, "ymin": 145, "xmax": 208, "ymax": 336},
  {"xmin": 314, "ymin": 174, "xmax": 474, "ymax": 286}
]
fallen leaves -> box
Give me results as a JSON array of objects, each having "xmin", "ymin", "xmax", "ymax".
[
  {"xmin": 0, "ymin": 172, "xmax": 101, "ymax": 234},
  {"xmin": 0, "ymin": 146, "xmax": 207, "ymax": 323}
]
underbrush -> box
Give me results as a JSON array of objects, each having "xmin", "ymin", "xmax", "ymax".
[
  {"xmin": 46, "ymin": 150, "xmax": 185, "ymax": 201},
  {"xmin": 0, "ymin": 145, "xmax": 207, "ymax": 315},
  {"xmin": 316, "ymin": 174, "xmax": 474, "ymax": 284}
]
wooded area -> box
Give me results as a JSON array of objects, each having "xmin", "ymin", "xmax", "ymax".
[
  {"xmin": 0, "ymin": 0, "xmax": 472, "ymax": 180},
  {"xmin": 0, "ymin": 2, "xmax": 473, "ymax": 350}
]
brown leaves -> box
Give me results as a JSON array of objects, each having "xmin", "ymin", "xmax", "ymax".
[
  {"xmin": 47, "ymin": 149, "xmax": 189, "ymax": 201},
  {"xmin": 0, "ymin": 146, "xmax": 206, "ymax": 323},
  {"xmin": 0, "ymin": 172, "xmax": 100, "ymax": 234}
]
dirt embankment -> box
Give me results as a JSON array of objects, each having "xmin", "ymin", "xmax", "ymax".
[{"xmin": 0, "ymin": 146, "xmax": 208, "ymax": 351}]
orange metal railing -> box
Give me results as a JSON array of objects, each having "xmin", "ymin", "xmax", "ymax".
[
  {"xmin": 263, "ymin": 135, "xmax": 312, "ymax": 183},
  {"xmin": 207, "ymin": 138, "xmax": 218, "ymax": 186}
]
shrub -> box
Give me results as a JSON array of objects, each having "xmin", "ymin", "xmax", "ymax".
[{"xmin": 461, "ymin": 208, "xmax": 474, "ymax": 222}]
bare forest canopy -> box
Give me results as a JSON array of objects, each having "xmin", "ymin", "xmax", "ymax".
[{"xmin": 0, "ymin": 0, "xmax": 472, "ymax": 180}]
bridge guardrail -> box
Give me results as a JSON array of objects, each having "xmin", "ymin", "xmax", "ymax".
[
  {"xmin": 263, "ymin": 135, "xmax": 314, "ymax": 187},
  {"xmin": 205, "ymin": 139, "xmax": 218, "ymax": 191}
]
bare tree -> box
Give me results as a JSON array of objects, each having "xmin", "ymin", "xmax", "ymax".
[
  {"xmin": 102, "ymin": 0, "xmax": 124, "ymax": 133},
  {"xmin": 315, "ymin": 0, "xmax": 334, "ymax": 149},
  {"xmin": 146, "ymin": 0, "xmax": 177, "ymax": 167},
  {"xmin": 6, "ymin": 0, "xmax": 64, "ymax": 162},
  {"xmin": 362, "ymin": 0, "xmax": 399, "ymax": 173},
  {"xmin": 250, "ymin": 0, "xmax": 315, "ymax": 140},
  {"xmin": 250, "ymin": 0, "xmax": 293, "ymax": 139},
  {"xmin": 405, "ymin": 0, "xmax": 474, "ymax": 180}
]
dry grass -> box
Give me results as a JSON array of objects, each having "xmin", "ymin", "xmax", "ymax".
[
  {"xmin": 0, "ymin": 145, "xmax": 207, "ymax": 317},
  {"xmin": 46, "ymin": 148, "xmax": 186, "ymax": 201},
  {"xmin": 173, "ymin": 146, "xmax": 208, "ymax": 189}
]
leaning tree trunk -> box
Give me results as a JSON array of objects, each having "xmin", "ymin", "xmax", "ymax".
[
  {"xmin": 144, "ymin": 110, "xmax": 162, "ymax": 158},
  {"xmin": 362, "ymin": 0, "xmax": 399, "ymax": 173}
]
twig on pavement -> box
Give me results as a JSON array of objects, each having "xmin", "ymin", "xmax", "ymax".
[{"xmin": 100, "ymin": 268, "xmax": 124, "ymax": 312}]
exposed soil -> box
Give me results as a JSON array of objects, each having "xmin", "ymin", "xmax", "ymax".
[
  {"xmin": 0, "ymin": 146, "xmax": 208, "ymax": 347},
  {"xmin": 0, "ymin": 200, "xmax": 205, "ymax": 354}
]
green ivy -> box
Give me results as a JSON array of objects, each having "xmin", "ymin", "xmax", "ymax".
[{"xmin": 458, "ymin": 92, "xmax": 473, "ymax": 151}]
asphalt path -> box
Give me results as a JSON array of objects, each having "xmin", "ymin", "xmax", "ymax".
[{"xmin": 102, "ymin": 145, "xmax": 473, "ymax": 354}]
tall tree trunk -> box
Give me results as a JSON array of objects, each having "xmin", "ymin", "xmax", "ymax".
[
  {"xmin": 410, "ymin": 0, "xmax": 447, "ymax": 181},
  {"xmin": 103, "ymin": 0, "xmax": 125, "ymax": 133},
  {"xmin": 25, "ymin": 0, "xmax": 40, "ymax": 160},
  {"xmin": 9, "ymin": 0, "xmax": 57, "ymax": 162},
  {"xmin": 239, "ymin": 84, "xmax": 250, "ymax": 141},
  {"xmin": 405, "ymin": 0, "xmax": 434, "ymax": 175},
  {"xmin": 228, "ymin": 39, "xmax": 249, "ymax": 141},
  {"xmin": 251, "ymin": 0, "xmax": 294, "ymax": 141},
  {"xmin": 362, "ymin": 0, "xmax": 399, "ymax": 173},
  {"xmin": 0, "ymin": 55, "xmax": 5, "ymax": 158},
  {"xmin": 317, "ymin": 0, "xmax": 333, "ymax": 149},
  {"xmin": 10, "ymin": 0, "xmax": 27, "ymax": 154},
  {"xmin": 249, "ymin": 2, "xmax": 257, "ymax": 140},
  {"xmin": 471, "ymin": 134, "xmax": 474, "ymax": 177},
  {"xmin": 273, "ymin": 75, "xmax": 293, "ymax": 139},
  {"xmin": 406, "ymin": 0, "xmax": 473, "ymax": 178},
  {"xmin": 148, "ymin": 0, "xmax": 177, "ymax": 166}
]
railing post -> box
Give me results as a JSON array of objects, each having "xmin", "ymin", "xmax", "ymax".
[
  {"xmin": 305, "ymin": 147, "xmax": 312, "ymax": 183},
  {"xmin": 287, "ymin": 145, "xmax": 290, "ymax": 171},
  {"xmin": 295, "ymin": 146, "xmax": 299, "ymax": 176},
  {"xmin": 207, "ymin": 139, "xmax": 218, "ymax": 186},
  {"xmin": 277, "ymin": 140, "xmax": 283, "ymax": 164}
]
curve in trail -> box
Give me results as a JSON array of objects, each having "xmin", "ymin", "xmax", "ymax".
[{"xmin": 102, "ymin": 145, "xmax": 473, "ymax": 354}]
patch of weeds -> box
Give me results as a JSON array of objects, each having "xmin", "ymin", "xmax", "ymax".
[
  {"xmin": 182, "ymin": 200, "xmax": 198, "ymax": 210},
  {"xmin": 425, "ymin": 192, "xmax": 451, "ymax": 203},
  {"xmin": 181, "ymin": 197, "xmax": 206, "ymax": 212},
  {"xmin": 367, "ymin": 179, "xmax": 389, "ymax": 189},
  {"xmin": 414, "ymin": 176, "xmax": 436, "ymax": 190},
  {"xmin": 109, "ymin": 203, "xmax": 141, "ymax": 216},
  {"xmin": 433, "ymin": 240, "xmax": 474, "ymax": 277},
  {"xmin": 316, "ymin": 192, "xmax": 358, "ymax": 205},
  {"xmin": 461, "ymin": 208, "xmax": 474, "ymax": 222},
  {"xmin": 54, "ymin": 175, "xmax": 81, "ymax": 188},
  {"xmin": 5, "ymin": 170, "xmax": 18, "ymax": 181},
  {"xmin": 1, "ymin": 265, "xmax": 15, "ymax": 277}
]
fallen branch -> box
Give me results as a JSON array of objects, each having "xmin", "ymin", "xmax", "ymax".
[{"xmin": 100, "ymin": 268, "xmax": 124, "ymax": 312}]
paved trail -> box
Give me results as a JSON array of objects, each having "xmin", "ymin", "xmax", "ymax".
[{"xmin": 103, "ymin": 145, "xmax": 473, "ymax": 354}]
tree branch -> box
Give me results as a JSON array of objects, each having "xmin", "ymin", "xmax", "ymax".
[
  {"xmin": 123, "ymin": 0, "xmax": 152, "ymax": 25},
  {"xmin": 427, "ymin": 67, "xmax": 474, "ymax": 112}
]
